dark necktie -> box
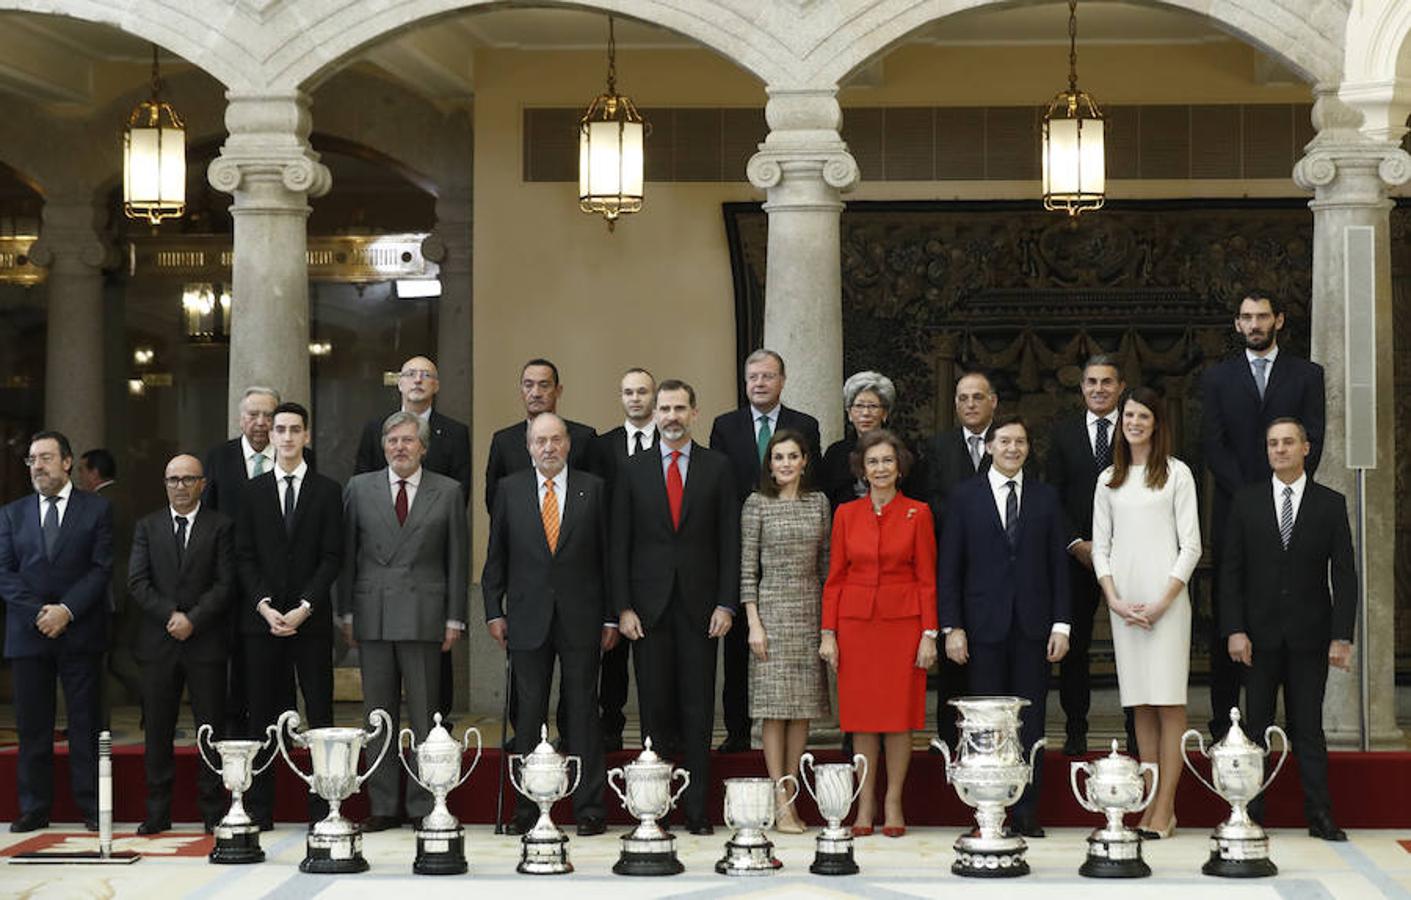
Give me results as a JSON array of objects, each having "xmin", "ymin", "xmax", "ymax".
[
  {"xmin": 1004, "ymin": 480, "xmax": 1019, "ymax": 547},
  {"xmin": 42, "ymin": 495, "xmax": 60, "ymax": 560},
  {"xmin": 283, "ymin": 475, "xmax": 297, "ymax": 533},
  {"xmin": 395, "ymin": 479, "xmax": 409, "ymax": 526},
  {"xmin": 1094, "ymin": 418, "xmax": 1112, "ymax": 470},
  {"xmin": 666, "ymin": 451, "xmax": 684, "ymax": 530},
  {"xmin": 633, "ymin": 430, "xmax": 645, "ymax": 456},
  {"xmin": 1279, "ymin": 485, "xmax": 1294, "ymax": 549},
  {"xmin": 174, "ymin": 515, "xmax": 188, "ymax": 566},
  {"xmin": 968, "ymin": 435, "xmax": 984, "ymax": 471}
]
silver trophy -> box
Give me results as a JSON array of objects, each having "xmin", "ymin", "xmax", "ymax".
[
  {"xmin": 508, "ymin": 725, "xmax": 582, "ymax": 875},
  {"xmin": 607, "ymin": 737, "xmax": 690, "ymax": 875},
  {"xmin": 275, "ymin": 708, "xmax": 393, "ymax": 874},
  {"xmin": 197, "ymin": 722, "xmax": 279, "ymax": 864},
  {"xmin": 1183, "ymin": 708, "xmax": 1289, "ymax": 878},
  {"xmin": 800, "ymin": 752, "xmax": 867, "ymax": 876},
  {"xmin": 399, "ymin": 712, "xmax": 482, "ymax": 875},
  {"xmin": 1070, "ymin": 739, "xmax": 1159, "ymax": 878},
  {"xmin": 714, "ymin": 775, "xmax": 798, "ymax": 875},
  {"xmin": 936, "ymin": 696, "xmax": 1044, "ymax": 878}
]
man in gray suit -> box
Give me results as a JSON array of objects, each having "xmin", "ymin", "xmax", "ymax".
[{"xmin": 340, "ymin": 411, "xmax": 469, "ymax": 831}]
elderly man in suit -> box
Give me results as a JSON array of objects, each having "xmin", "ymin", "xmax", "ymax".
[
  {"xmin": 708, "ymin": 349, "xmax": 819, "ymax": 753},
  {"xmin": 614, "ymin": 379, "xmax": 740, "ymax": 833},
  {"xmin": 0, "ymin": 431, "xmax": 112, "ymax": 833},
  {"xmin": 938, "ymin": 415, "xmax": 1070, "ymax": 837},
  {"xmin": 341, "ymin": 411, "xmax": 469, "ymax": 831},
  {"xmin": 485, "ymin": 358, "xmax": 598, "ymax": 514},
  {"xmin": 128, "ymin": 454, "xmax": 235, "ymax": 834},
  {"xmin": 1221, "ymin": 418, "xmax": 1355, "ymax": 841},
  {"xmin": 483, "ymin": 413, "xmax": 615, "ymax": 836},
  {"xmin": 1202, "ymin": 291, "xmax": 1325, "ymax": 739}
]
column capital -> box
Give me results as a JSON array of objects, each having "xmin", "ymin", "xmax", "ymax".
[
  {"xmin": 29, "ymin": 196, "xmax": 109, "ymax": 271},
  {"xmin": 207, "ymin": 92, "xmax": 332, "ymax": 203},
  {"xmin": 1293, "ymin": 88, "xmax": 1411, "ymax": 203},
  {"xmin": 749, "ymin": 84, "xmax": 859, "ymax": 197}
]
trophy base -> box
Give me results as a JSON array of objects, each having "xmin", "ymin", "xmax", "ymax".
[
  {"xmin": 613, "ymin": 833, "xmax": 683, "ymax": 876},
  {"xmin": 413, "ymin": 828, "xmax": 467, "ymax": 876},
  {"xmin": 518, "ymin": 831, "xmax": 573, "ymax": 875},
  {"xmin": 1078, "ymin": 830, "xmax": 1148, "ymax": 878},
  {"xmin": 953, "ymin": 833, "xmax": 1029, "ymax": 878},
  {"xmin": 209, "ymin": 824, "xmax": 265, "ymax": 865},
  {"xmin": 300, "ymin": 831, "xmax": 368, "ymax": 874},
  {"xmin": 715, "ymin": 837, "xmax": 783, "ymax": 876},
  {"xmin": 1203, "ymin": 835, "xmax": 1277, "ymax": 878}
]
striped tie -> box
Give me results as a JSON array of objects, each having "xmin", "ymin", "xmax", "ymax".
[
  {"xmin": 542, "ymin": 480, "xmax": 560, "ymax": 554},
  {"xmin": 1279, "ymin": 485, "xmax": 1294, "ymax": 549}
]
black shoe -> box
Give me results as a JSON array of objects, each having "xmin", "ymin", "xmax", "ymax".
[
  {"xmin": 716, "ymin": 736, "xmax": 750, "ymax": 754},
  {"xmin": 504, "ymin": 816, "xmax": 535, "ymax": 836},
  {"xmin": 136, "ymin": 819, "xmax": 171, "ymax": 835},
  {"xmin": 928, "ymin": 736, "xmax": 949, "ymax": 755},
  {"xmin": 85, "ymin": 818, "xmax": 100, "ymax": 833},
  {"xmin": 1011, "ymin": 816, "xmax": 1045, "ymax": 838},
  {"xmin": 841, "ymin": 733, "xmax": 854, "ymax": 756},
  {"xmin": 361, "ymin": 815, "xmax": 401, "ymax": 833},
  {"xmin": 686, "ymin": 820, "xmax": 714, "ymax": 836},
  {"xmin": 576, "ymin": 818, "xmax": 607, "ymax": 836},
  {"xmin": 1308, "ymin": 812, "xmax": 1348, "ymax": 842},
  {"xmin": 602, "ymin": 734, "xmax": 624, "ymax": 752},
  {"xmin": 203, "ymin": 821, "xmax": 217, "ymax": 835},
  {"xmin": 1063, "ymin": 734, "xmax": 1087, "ymax": 756},
  {"xmin": 9, "ymin": 812, "xmax": 50, "ymax": 833},
  {"xmin": 258, "ymin": 820, "xmax": 274, "ymax": 832}
]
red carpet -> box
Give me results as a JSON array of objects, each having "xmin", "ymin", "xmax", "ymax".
[{"xmin": 2, "ymin": 745, "xmax": 1407, "ymax": 828}]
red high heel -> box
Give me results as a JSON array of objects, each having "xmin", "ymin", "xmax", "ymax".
[
  {"xmin": 851, "ymin": 824, "xmax": 874, "ymax": 837},
  {"xmin": 882, "ymin": 825, "xmax": 906, "ymax": 838}
]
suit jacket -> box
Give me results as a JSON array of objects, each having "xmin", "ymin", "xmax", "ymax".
[
  {"xmin": 708, "ymin": 405, "xmax": 821, "ymax": 503},
  {"xmin": 202, "ymin": 438, "xmax": 316, "ymax": 526},
  {"xmin": 127, "ymin": 506, "xmax": 235, "ymax": 663},
  {"xmin": 485, "ymin": 418, "xmax": 598, "ymax": 513},
  {"xmin": 355, "ymin": 409, "xmax": 472, "ymax": 504},
  {"xmin": 591, "ymin": 426, "xmax": 656, "ymax": 493},
  {"xmin": 927, "ymin": 426, "xmax": 1038, "ymax": 528},
  {"xmin": 0, "ymin": 488, "xmax": 113, "ymax": 658},
  {"xmin": 1202, "ymin": 352, "xmax": 1325, "ymax": 502},
  {"xmin": 1046, "ymin": 414, "xmax": 1106, "ymax": 544},
  {"xmin": 235, "ymin": 469, "xmax": 344, "ymax": 636},
  {"xmin": 821, "ymin": 435, "xmax": 927, "ymax": 509},
  {"xmin": 95, "ymin": 481, "xmax": 133, "ymax": 613},
  {"xmin": 1218, "ymin": 479, "xmax": 1357, "ymax": 651},
  {"xmin": 610, "ymin": 442, "xmax": 740, "ymax": 630},
  {"xmin": 340, "ymin": 468, "xmax": 469, "ymax": 642},
  {"xmin": 937, "ymin": 474, "xmax": 1071, "ymax": 643},
  {"xmin": 481, "ymin": 468, "xmax": 611, "ymax": 652}
]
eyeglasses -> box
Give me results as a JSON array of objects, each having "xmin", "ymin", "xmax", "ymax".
[
  {"xmin": 163, "ymin": 475, "xmax": 203, "ymax": 487},
  {"xmin": 850, "ymin": 402, "xmax": 884, "ymax": 412},
  {"xmin": 400, "ymin": 369, "xmax": 437, "ymax": 381},
  {"xmin": 24, "ymin": 453, "xmax": 59, "ymax": 466}
]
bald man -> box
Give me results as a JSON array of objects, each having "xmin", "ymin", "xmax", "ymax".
[{"xmin": 128, "ymin": 454, "xmax": 235, "ymax": 834}]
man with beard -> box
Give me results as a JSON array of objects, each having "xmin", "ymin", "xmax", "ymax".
[{"xmin": 1201, "ymin": 291, "xmax": 1325, "ymax": 740}]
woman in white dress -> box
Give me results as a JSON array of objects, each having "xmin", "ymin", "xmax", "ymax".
[{"xmin": 1092, "ymin": 387, "xmax": 1201, "ymax": 839}]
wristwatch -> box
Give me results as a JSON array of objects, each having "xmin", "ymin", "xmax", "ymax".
[{"xmin": 922, "ymin": 629, "xmax": 940, "ymax": 639}]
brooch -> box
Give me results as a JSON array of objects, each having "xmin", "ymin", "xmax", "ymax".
[{"xmin": 905, "ymin": 508, "xmax": 917, "ymax": 520}]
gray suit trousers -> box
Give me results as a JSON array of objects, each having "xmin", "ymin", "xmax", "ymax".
[{"xmin": 360, "ymin": 639, "xmax": 439, "ymax": 818}]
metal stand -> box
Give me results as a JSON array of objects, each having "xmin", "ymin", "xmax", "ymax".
[{"xmin": 8, "ymin": 732, "xmax": 141, "ymax": 866}]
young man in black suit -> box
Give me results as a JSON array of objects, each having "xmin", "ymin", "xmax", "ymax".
[
  {"xmin": 938, "ymin": 415, "xmax": 1070, "ymax": 837},
  {"xmin": 484, "ymin": 358, "xmax": 598, "ymax": 514},
  {"xmin": 614, "ymin": 379, "xmax": 740, "ymax": 833},
  {"xmin": 236, "ymin": 402, "xmax": 343, "ymax": 829},
  {"xmin": 128, "ymin": 454, "xmax": 235, "ymax": 834},
  {"xmin": 1202, "ymin": 292, "xmax": 1325, "ymax": 739},
  {"xmin": 483, "ymin": 413, "xmax": 615, "ymax": 836},
  {"xmin": 707, "ymin": 349, "xmax": 819, "ymax": 753},
  {"xmin": 1220, "ymin": 418, "xmax": 1355, "ymax": 841}
]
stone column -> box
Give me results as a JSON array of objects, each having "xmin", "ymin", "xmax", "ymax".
[
  {"xmin": 31, "ymin": 196, "xmax": 108, "ymax": 455},
  {"xmin": 207, "ymin": 93, "xmax": 331, "ymax": 420},
  {"xmin": 747, "ymin": 88, "xmax": 859, "ymax": 445},
  {"xmin": 1293, "ymin": 88, "xmax": 1410, "ymax": 747}
]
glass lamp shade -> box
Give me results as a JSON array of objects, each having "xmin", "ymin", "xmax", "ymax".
[
  {"xmin": 124, "ymin": 100, "xmax": 187, "ymax": 224},
  {"xmin": 578, "ymin": 93, "xmax": 645, "ymax": 228},
  {"xmin": 1042, "ymin": 91, "xmax": 1105, "ymax": 216}
]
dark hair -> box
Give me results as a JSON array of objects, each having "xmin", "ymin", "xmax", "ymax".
[
  {"xmin": 622, "ymin": 366, "xmax": 654, "ymax": 382},
  {"xmin": 80, "ymin": 448, "xmax": 116, "ymax": 479},
  {"xmin": 757, "ymin": 429, "xmax": 814, "ymax": 498},
  {"xmin": 984, "ymin": 413, "xmax": 1029, "ymax": 443},
  {"xmin": 1236, "ymin": 290, "xmax": 1285, "ymax": 317},
  {"xmin": 522, "ymin": 358, "xmax": 561, "ymax": 385},
  {"xmin": 30, "ymin": 430, "xmax": 73, "ymax": 461},
  {"xmin": 273, "ymin": 401, "xmax": 309, "ymax": 427},
  {"xmin": 1266, "ymin": 416, "xmax": 1308, "ymax": 443},
  {"xmin": 850, "ymin": 428, "xmax": 914, "ymax": 480},
  {"xmin": 1082, "ymin": 354, "xmax": 1122, "ymax": 378},
  {"xmin": 1108, "ymin": 386, "xmax": 1171, "ymax": 491},
  {"xmin": 954, "ymin": 369, "xmax": 995, "ymax": 396},
  {"xmin": 655, "ymin": 379, "xmax": 697, "ymax": 407}
]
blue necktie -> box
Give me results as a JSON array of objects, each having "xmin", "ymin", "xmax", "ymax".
[
  {"xmin": 1094, "ymin": 418, "xmax": 1111, "ymax": 470},
  {"xmin": 1279, "ymin": 486, "xmax": 1294, "ymax": 550},
  {"xmin": 42, "ymin": 496, "xmax": 60, "ymax": 560}
]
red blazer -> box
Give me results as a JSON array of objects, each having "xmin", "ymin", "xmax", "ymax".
[{"xmin": 823, "ymin": 495, "xmax": 938, "ymax": 629}]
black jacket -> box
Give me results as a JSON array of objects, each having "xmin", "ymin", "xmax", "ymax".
[
  {"xmin": 708, "ymin": 406, "xmax": 821, "ymax": 502},
  {"xmin": 128, "ymin": 506, "xmax": 235, "ymax": 663},
  {"xmin": 354, "ymin": 409, "xmax": 471, "ymax": 504},
  {"xmin": 485, "ymin": 418, "xmax": 597, "ymax": 513},
  {"xmin": 202, "ymin": 438, "xmax": 315, "ymax": 526},
  {"xmin": 1045, "ymin": 414, "xmax": 1107, "ymax": 544}
]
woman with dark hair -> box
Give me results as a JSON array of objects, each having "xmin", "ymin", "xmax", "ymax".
[
  {"xmin": 820, "ymin": 429, "xmax": 938, "ymax": 837},
  {"xmin": 1092, "ymin": 386, "xmax": 1201, "ymax": 839},
  {"xmin": 740, "ymin": 429, "xmax": 832, "ymax": 832}
]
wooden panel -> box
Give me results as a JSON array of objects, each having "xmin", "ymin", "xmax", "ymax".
[
  {"xmin": 1189, "ymin": 105, "xmax": 1241, "ymax": 179},
  {"xmin": 1104, "ymin": 106, "xmax": 1140, "ymax": 180},
  {"xmin": 1139, "ymin": 105, "xmax": 1190, "ymax": 179},
  {"xmin": 842, "ymin": 107, "xmax": 884, "ymax": 182},
  {"xmin": 985, "ymin": 106, "xmax": 1040, "ymax": 180},
  {"xmin": 639, "ymin": 108, "xmax": 674, "ymax": 183},
  {"xmin": 673, "ymin": 108, "xmax": 724, "ymax": 181},
  {"xmin": 522, "ymin": 108, "xmax": 579, "ymax": 182},
  {"xmin": 935, "ymin": 107, "xmax": 986, "ymax": 180},
  {"xmin": 722, "ymin": 107, "xmax": 767, "ymax": 182},
  {"xmin": 1242, "ymin": 104, "xmax": 1294, "ymax": 179},
  {"xmin": 883, "ymin": 107, "xmax": 935, "ymax": 180}
]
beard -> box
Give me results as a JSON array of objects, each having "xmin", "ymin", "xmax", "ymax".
[{"xmin": 1243, "ymin": 330, "xmax": 1274, "ymax": 351}]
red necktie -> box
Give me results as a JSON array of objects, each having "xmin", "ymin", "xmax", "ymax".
[
  {"xmin": 395, "ymin": 479, "xmax": 409, "ymax": 526},
  {"xmin": 666, "ymin": 450, "xmax": 684, "ymax": 530}
]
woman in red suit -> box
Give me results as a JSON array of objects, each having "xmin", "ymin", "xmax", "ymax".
[{"xmin": 821, "ymin": 429, "xmax": 939, "ymax": 836}]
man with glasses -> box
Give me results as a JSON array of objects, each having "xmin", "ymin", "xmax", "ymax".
[
  {"xmin": 1, "ymin": 431, "xmax": 113, "ymax": 832},
  {"xmin": 128, "ymin": 454, "xmax": 235, "ymax": 834}
]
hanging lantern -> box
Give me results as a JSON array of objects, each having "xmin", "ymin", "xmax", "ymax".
[
  {"xmin": 123, "ymin": 45, "xmax": 186, "ymax": 225},
  {"xmin": 182, "ymin": 282, "xmax": 231, "ymax": 343},
  {"xmin": 1042, "ymin": 0, "xmax": 1105, "ymax": 216},
  {"xmin": 578, "ymin": 16, "xmax": 647, "ymax": 231}
]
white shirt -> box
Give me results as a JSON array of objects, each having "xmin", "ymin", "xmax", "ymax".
[
  {"xmin": 1086, "ymin": 410, "xmax": 1118, "ymax": 455},
  {"xmin": 169, "ymin": 502, "xmax": 200, "ymax": 547},
  {"xmin": 275, "ymin": 459, "xmax": 308, "ymax": 510},
  {"xmin": 660, "ymin": 440, "xmax": 691, "ymax": 482},
  {"xmin": 406, "ymin": 405, "xmax": 432, "ymax": 423},
  {"xmin": 984, "ymin": 467, "xmax": 1070, "ymax": 636},
  {"xmin": 625, "ymin": 421, "xmax": 656, "ymax": 456},
  {"xmin": 751, "ymin": 405, "xmax": 780, "ymax": 441},
  {"xmin": 1273, "ymin": 471, "xmax": 1307, "ymax": 525},
  {"xmin": 1246, "ymin": 345, "xmax": 1280, "ymax": 383},
  {"xmin": 388, "ymin": 466, "xmax": 423, "ymax": 510},
  {"xmin": 37, "ymin": 479, "xmax": 73, "ymax": 529},
  {"xmin": 242, "ymin": 435, "xmax": 275, "ymax": 479},
  {"xmin": 536, "ymin": 467, "xmax": 567, "ymax": 528},
  {"xmin": 963, "ymin": 425, "xmax": 989, "ymax": 470}
]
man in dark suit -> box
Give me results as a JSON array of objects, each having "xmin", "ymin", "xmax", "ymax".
[
  {"xmin": 0, "ymin": 431, "xmax": 112, "ymax": 833},
  {"xmin": 590, "ymin": 367, "xmax": 660, "ymax": 752},
  {"xmin": 236, "ymin": 402, "xmax": 343, "ymax": 829},
  {"xmin": 79, "ymin": 448, "xmax": 142, "ymax": 715},
  {"xmin": 128, "ymin": 453, "xmax": 235, "ymax": 834},
  {"xmin": 938, "ymin": 415, "xmax": 1070, "ymax": 836},
  {"xmin": 1045, "ymin": 356, "xmax": 1123, "ymax": 755},
  {"xmin": 707, "ymin": 349, "xmax": 819, "ymax": 753},
  {"xmin": 483, "ymin": 413, "xmax": 616, "ymax": 836},
  {"xmin": 1202, "ymin": 291, "xmax": 1325, "ymax": 739},
  {"xmin": 484, "ymin": 358, "xmax": 598, "ymax": 514},
  {"xmin": 1220, "ymin": 418, "xmax": 1355, "ymax": 841},
  {"xmin": 614, "ymin": 379, "xmax": 740, "ymax": 833}
]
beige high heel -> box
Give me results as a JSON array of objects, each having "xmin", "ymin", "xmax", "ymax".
[{"xmin": 775, "ymin": 791, "xmax": 806, "ymax": 834}]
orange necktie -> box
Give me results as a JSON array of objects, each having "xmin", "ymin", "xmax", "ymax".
[{"xmin": 542, "ymin": 480, "xmax": 560, "ymax": 553}]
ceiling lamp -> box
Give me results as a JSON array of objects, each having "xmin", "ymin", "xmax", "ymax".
[
  {"xmin": 123, "ymin": 45, "xmax": 186, "ymax": 225},
  {"xmin": 182, "ymin": 282, "xmax": 231, "ymax": 343},
  {"xmin": 578, "ymin": 16, "xmax": 647, "ymax": 231},
  {"xmin": 1042, "ymin": 0, "xmax": 1105, "ymax": 216}
]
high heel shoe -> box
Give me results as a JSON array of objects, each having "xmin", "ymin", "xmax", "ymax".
[
  {"xmin": 1137, "ymin": 817, "xmax": 1176, "ymax": 840},
  {"xmin": 881, "ymin": 824, "xmax": 906, "ymax": 838},
  {"xmin": 774, "ymin": 805, "xmax": 806, "ymax": 834},
  {"xmin": 850, "ymin": 824, "xmax": 874, "ymax": 837}
]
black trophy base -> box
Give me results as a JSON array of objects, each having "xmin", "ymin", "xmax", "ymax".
[
  {"xmin": 413, "ymin": 829, "xmax": 467, "ymax": 876},
  {"xmin": 1080, "ymin": 854, "xmax": 1150, "ymax": 878},
  {"xmin": 613, "ymin": 850, "xmax": 684, "ymax": 876},
  {"xmin": 952, "ymin": 849, "xmax": 1030, "ymax": 878},
  {"xmin": 715, "ymin": 839, "xmax": 783, "ymax": 876},
  {"xmin": 810, "ymin": 849, "xmax": 859, "ymax": 876},
  {"xmin": 209, "ymin": 826, "xmax": 265, "ymax": 865},
  {"xmin": 1203, "ymin": 853, "xmax": 1278, "ymax": 878},
  {"xmin": 517, "ymin": 833, "xmax": 573, "ymax": 875},
  {"xmin": 300, "ymin": 833, "xmax": 368, "ymax": 874}
]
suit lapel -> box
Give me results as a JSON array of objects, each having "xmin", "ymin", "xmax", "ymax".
[
  {"xmin": 48, "ymin": 492, "xmax": 78, "ymax": 560},
  {"xmin": 1261, "ymin": 483, "xmax": 1285, "ymax": 551},
  {"xmin": 647, "ymin": 449, "xmax": 674, "ymax": 532},
  {"xmin": 524, "ymin": 474, "xmax": 554, "ymax": 557},
  {"xmin": 1234, "ymin": 356, "xmax": 1262, "ymax": 405},
  {"xmin": 556, "ymin": 472, "xmax": 585, "ymax": 550},
  {"xmin": 677, "ymin": 443, "xmax": 705, "ymax": 529},
  {"xmin": 371, "ymin": 473, "xmax": 401, "ymax": 542},
  {"xmin": 400, "ymin": 475, "xmax": 439, "ymax": 543}
]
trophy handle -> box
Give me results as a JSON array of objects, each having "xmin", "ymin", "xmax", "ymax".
[
  {"xmin": 452, "ymin": 726, "xmax": 484, "ymax": 791},
  {"xmin": 195, "ymin": 723, "xmax": 222, "ymax": 777},
  {"xmin": 848, "ymin": 753, "xmax": 869, "ymax": 809},
  {"xmin": 1135, "ymin": 762, "xmax": 1160, "ymax": 813},
  {"xmin": 777, "ymin": 773, "xmax": 800, "ymax": 808},
  {"xmin": 397, "ymin": 727, "xmax": 422, "ymax": 785},
  {"xmin": 1026, "ymin": 738, "xmax": 1046, "ymax": 785},
  {"xmin": 273, "ymin": 709, "xmax": 314, "ymax": 789},
  {"xmin": 508, "ymin": 755, "xmax": 525, "ymax": 798},
  {"xmin": 798, "ymin": 752, "xmax": 818, "ymax": 804},
  {"xmin": 252, "ymin": 723, "xmax": 281, "ymax": 776},
  {"xmin": 606, "ymin": 767, "xmax": 627, "ymax": 806},
  {"xmin": 669, "ymin": 768, "xmax": 690, "ymax": 807},
  {"xmin": 1179, "ymin": 728, "xmax": 1219, "ymax": 797},
  {"xmin": 1069, "ymin": 762, "xmax": 1099, "ymax": 813},
  {"xmin": 936, "ymin": 739, "xmax": 954, "ymax": 782},
  {"xmin": 356, "ymin": 708, "xmax": 394, "ymax": 791},
  {"xmin": 1257, "ymin": 725, "xmax": 1290, "ymax": 799},
  {"xmin": 565, "ymin": 755, "xmax": 583, "ymax": 798}
]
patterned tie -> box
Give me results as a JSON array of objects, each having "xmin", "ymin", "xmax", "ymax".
[
  {"xmin": 251, "ymin": 453, "xmax": 268, "ymax": 477},
  {"xmin": 282, "ymin": 475, "xmax": 297, "ymax": 533},
  {"xmin": 1004, "ymin": 481, "xmax": 1019, "ymax": 547},
  {"xmin": 542, "ymin": 480, "xmax": 560, "ymax": 554},
  {"xmin": 1252, "ymin": 357, "xmax": 1270, "ymax": 400},
  {"xmin": 1279, "ymin": 485, "xmax": 1294, "ymax": 549},
  {"xmin": 968, "ymin": 435, "xmax": 984, "ymax": 470},
  {"xmin": 395, "ymin": 480, "xmax": 409, "ymax": 526},
  {"xmin": 174, "ymin": 515, "xmax": 188, "ymax": 566},
  {"xmin": 756, "ymin": 415, "xmax": 772, "ymax": 463},
  {"xmin": 666, "ymin": 451, "xmax": 684, "ymax": 530},
  {"xmin": 1094, "ymin": 418, "xmax": 1112, "ymax": 470},
  {"xmin": 41, "ymin": 495, "xmax": 60, "ymax": 560},
  {"xmin": 632, "ymin": 430, "xmax": 645, "ymax": 456}
]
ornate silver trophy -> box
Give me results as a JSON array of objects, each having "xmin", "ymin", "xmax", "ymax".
[
  {"xmin": 197, "ymin": 722, "xmax": 279, "ymax": 864},
  {"xmin": 275, "ymin": 708, "xmax": 393, "ymax": 874},
  {"xmin": 1070, "ymin": 739, "xmax": 1159, "ymax": 878},
  {"xmin": 606, "ymin": 737, "xmax": 690, "ymax": 875},
  {"xmin": 714, "ymin": 775, "xmax": 798, "ymax": 875},
  {"xmin": 800, "ymin": 752, "xmax": 867, "ymax": 876},
  {"xmin": 508, "ymin": 725, "xmax": 582, "ymax": 875},
  {"xmin": 936, "ymin": 696, "xmax": 1044, "ymax": 878},
  {"xmin": 1182, "ymin": 708, "xmax": 1289, "ymax": 878},
  {"xmin": 399, "ymin": 712, "xmax": 482, "ymax": 875}
]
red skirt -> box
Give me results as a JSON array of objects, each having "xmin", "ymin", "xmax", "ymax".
[{"xmin": 836, "ymin": 614, "xmax": 925, "ymax": 733}]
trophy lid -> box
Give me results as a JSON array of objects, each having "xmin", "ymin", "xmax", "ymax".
[
  {"xmin": 625, "ymin": 736, "xmax": 671, "ymax": 771},
  {"xmin": 1089, "ymin": 739, "xmax": 1140, "ymax": 776},
  {"xmin": 522, "ymin": 725, "xmax": 564, "ymax": 768},
  {"xmin": 419, "ymin": 711, "xmax": 457, "ymax": 751},
  {"xmin": 1209, "ymin": 708, "xmax": 1259, "ymax": 757}
]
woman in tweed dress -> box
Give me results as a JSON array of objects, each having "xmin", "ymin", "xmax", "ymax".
[{"xmin": 741, "ymin": 429, "xmax": 832, "ymax": 833}]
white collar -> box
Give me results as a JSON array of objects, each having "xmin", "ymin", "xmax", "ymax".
[
  {"xmin": 1246, "ymin": 345, "xmax": 1280, "ymax": 366},
  {"xmin": 536, "ymin": 467, "xmax": 568, "ymax": 494},
  {"xmin": 275, "ymin": 459, "xmax": 308, "ymax": 480},
  {"xmin": 1273, "ymin": 471, "xmax": 1307, "ymax": 496},
  {"xmin": 1086, "ymin": 409, "xmax": 1118, "ymax": 427},
  {"xmin": 389, "ymin": 466, "xmax": 422, "ymax": 487},
  {"xmin": 963, "ymin": 424, "xmax": 989, "ymax": 443},
  {"xmin": 43, "ymin": 480, "xmax": 74, "ymax": 503},
  {"xmin": 987, "ymin": 466, "xmax": 1024, "ymax": 491},
  {"xmin": 241, "ymin": 435, "xmax": 273, "ymax": 461},
  {"xmin": 170, "ymin": 502, "xmax": 200, "ymax": 523},
  {"xmin": 626, "ymin": 420, "xmax": 656, "ymax": 438},
  {"xmin": 750, "ymin": 404, "xmax": 780, "ymax": 421},
  {"xmin": 403, "ymin": 405, "xmax": 433, "ymax": 422}
]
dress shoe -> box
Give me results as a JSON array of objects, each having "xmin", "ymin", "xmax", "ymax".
[
  {"xmin": 576, "ymin": 818, "xmax": 607, "ymax": 837},
  {"xmin": 136, "ymin": 819, "xmax": 171, "ymax": 835},
  {"xmin": 504, "ymin": 817, "xmax": 535, "ymax": 836},
  {"xmin": 257, "ymin": 820, "xmax": 274, "ymax": 832},
  {"xmin": 1063, "ymin": 734, "xmax": 1087, "ymax": 756},
  {"xmin": 685, "ymin": 820, "xmax": 714, "ymax": 836},
  {"xmin": 1137, "ymin": 817, "xmax": 1176, "ymax": 840},
  {"xmin": 9, "ymin": 812, "xmax": 50, "ymax": 833},
  {"xmin": 1308, "ymin": 812, "xmax": 1347, "ymax": 842},
  {"xmin": 716, "ymin": 736, "xmax": 750, "ymax": 754},
  {"xmin": 360, "ymin": 814, "xmax": 402, "ymax": 833},
  {"xmin": 203, "ymin": 821, "xmax": 217, "ymax": 835},
  {"xmin": 1010, "ymin": 816, "xmax": 1045, "ymax": 838},
  {"xmin": 85, "ymin": 818, "xmax": 100, "ymax": 833}
]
